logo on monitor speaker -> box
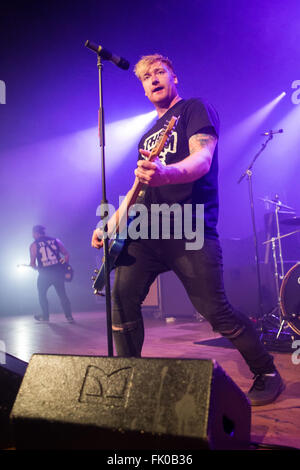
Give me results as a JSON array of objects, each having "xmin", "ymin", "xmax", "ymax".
[{"xmin": 79, "ymin": 365, "xmax": 134, "ymax": 407}]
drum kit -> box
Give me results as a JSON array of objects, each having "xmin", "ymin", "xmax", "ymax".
[{"xmin": 261, "ymin": 196, "xmax": 300, "ymax": 342}]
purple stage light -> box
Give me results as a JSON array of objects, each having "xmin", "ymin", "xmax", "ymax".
[
  {"xmin": 222, "ymin": 91, "xmax": 287, "ymax": 160},
  {"xmin": 57, "ymin": 110, "xmax": 157, "ymax": 175},
  {"xmin": 256, "ymin": 102, "xmax": 300, "ymax": 185}
]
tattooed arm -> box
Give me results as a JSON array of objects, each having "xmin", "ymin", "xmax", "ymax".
[{"xmin": 136, "ymin": 133, "xmax": 217, "ymax": 186}]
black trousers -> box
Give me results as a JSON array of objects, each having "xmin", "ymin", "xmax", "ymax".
[
  {"xmin": 111, "ymin": 237, "xmax": 275, "ymax": 376},
  {"xmin": 37, "ymin": 266, "xmax": 72, "ymax": 320}
]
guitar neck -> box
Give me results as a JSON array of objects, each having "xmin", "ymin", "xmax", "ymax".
[
  {"xmin": 112, "ymin": 115, "xmax": 177, "ymax": 237},
  {"xmin": 126, "ymin": 179, "xmax": 145, "ymax": 210},
  {"xmin": 114, "ymin": 150, "xmax": 158, "ymax": 234}
]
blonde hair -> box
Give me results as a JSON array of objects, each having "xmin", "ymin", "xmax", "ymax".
[{"xmin": 134, "ymin": 54, "xmax": 176, "ymax": 80}]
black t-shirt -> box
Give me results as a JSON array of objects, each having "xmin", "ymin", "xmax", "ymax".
[
  {"xmin": 137, "ymin": 98, "xmax": 220, "ymax": 239},
  {"xmin": 34, "ymin": 236, "xmax": 61, "ymax": 270}
]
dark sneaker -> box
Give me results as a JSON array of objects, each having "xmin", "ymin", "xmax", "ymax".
[
  {"xmin": 66, "ymin": 316, "xmax": 75, "ymax": 324},
  {"xmin": 247, "ymin": 371, "xmax": 284, "ymax": 406},
  {"xmin": 34, "ymin": 315, "xmax": 49, "ymax": 323}
]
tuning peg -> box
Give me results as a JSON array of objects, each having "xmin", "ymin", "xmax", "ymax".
[
  {"xmin": 91, "ymin": 276, "xmax": 96, "ymax": 281},
  {"xmin": 94, "ymin": 269, "xmax": 99, "ymax": 273}
]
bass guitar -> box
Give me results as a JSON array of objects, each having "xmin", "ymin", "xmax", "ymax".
[{"xmin": 17, "ymin": 259, "xmax": 74, "ymax": 282}]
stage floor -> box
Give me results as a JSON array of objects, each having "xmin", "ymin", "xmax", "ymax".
[{"xmin": 1, "ymin": 310, "xmax": 299, "ymax": 450}]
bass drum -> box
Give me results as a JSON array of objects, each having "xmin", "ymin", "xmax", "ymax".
[{"xmin": 280, "ymin": 262, "xmax": 300, "ymax": 336}]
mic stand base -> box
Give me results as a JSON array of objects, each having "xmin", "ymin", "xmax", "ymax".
[
  {"xmin": 238, "ymin": 134, "xmax": 275, "ymax": 331},
  {"xmin": 246, "ymin": 169, "xmax": 264, "ymax": 329}
]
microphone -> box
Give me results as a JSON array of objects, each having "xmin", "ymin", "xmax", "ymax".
[
  {"xmin": 85, "ymin": 40, "xmax": 130, "ymax": 70},
  {"xmin": 261, "ymin": 129, "xmax": 283, "ymax": 136}
]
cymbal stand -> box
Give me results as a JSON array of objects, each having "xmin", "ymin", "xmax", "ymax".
[
  {"xmin": 262, "ymin": 199, "xmax": 295, "ymax": 343},
  {"xmin": 269, "ymin": 235, "xmax": 285, "ymax": 338},
  {"xmin": 238, "ymin": 134, "xmax": 275, "ymax": 330},
  {"xmin": 274, "ymin": 199, "xmax": 286, "ymax": 283}
]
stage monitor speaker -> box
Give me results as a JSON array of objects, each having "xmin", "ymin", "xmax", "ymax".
[
  {"xmin": 10, "ymin": 354, "xmax": 251, "ymax": 450},
  {"xmin": 0, "ymin": 354, "xmax": 27, "ymax": 449}
]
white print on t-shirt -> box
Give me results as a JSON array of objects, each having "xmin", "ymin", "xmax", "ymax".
[
  {"xmin": 38, "ymin": 240, "xmax": 59, "ymax": 267},
  {"xmin": 143, "ymin": 129, "xmax": 178, "ymax": 165}
]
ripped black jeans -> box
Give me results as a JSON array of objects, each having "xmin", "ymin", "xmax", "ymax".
[{"xmin": 111, "ymin": 237, "xmax": 275, "ymax": 376}]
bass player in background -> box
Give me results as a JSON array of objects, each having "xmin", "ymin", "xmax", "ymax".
[{"xmin": 29, "ymin": 225, "xmax": 74, "ymax": 323}]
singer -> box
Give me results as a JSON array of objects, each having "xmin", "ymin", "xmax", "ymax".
[{"xmin": 91, "ymin": 53, "xmax": 284, "ymax": 406}]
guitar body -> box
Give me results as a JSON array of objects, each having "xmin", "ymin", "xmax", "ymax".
[
  {"xmin": 92, "ymin": 234, "xmax": 126, "ymax": 294},
  {"xmin": 17, "ymin": 261, "xmax": 74, "ymax": 282},
  {"xmin": 61, "ymin": 261, "xmax": 74, "ymax": 282}
]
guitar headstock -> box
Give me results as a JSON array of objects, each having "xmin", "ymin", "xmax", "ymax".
[{"xmin": 149, "ymin": 116, "xmax": 178, "ymax": 161}]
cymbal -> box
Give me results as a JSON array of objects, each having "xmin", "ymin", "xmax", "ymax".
[
  {"xmin": 281, "ymin": 216, "xmax": 300, "ymax": 226},
  {"xmin": 259, "ymin": 197, "xmax": 295, "ymax": 211},
  {"xmin": 263, "ymin": 229, "xmax": 300, "ymax": 244}
]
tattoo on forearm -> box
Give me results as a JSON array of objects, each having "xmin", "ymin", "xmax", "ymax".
[{"xmin": 189, "ymin": 133, "xmax": 217, "ymax": 154}]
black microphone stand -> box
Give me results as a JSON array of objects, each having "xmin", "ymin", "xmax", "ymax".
[
  {"xmin": 237, "ymin": 134, "xmax": 274, "ymax": 332},
  {"xmin": 89, "ymin": 50, "xmax": 113, "ymax": 357}
]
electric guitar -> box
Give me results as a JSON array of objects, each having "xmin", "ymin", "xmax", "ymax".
[
  {"xmin": 17, "ymin": 259, "xmax": 74, "ymax": 282},
  {"xmin": 92, "ymin": 115, "xmax": 178, "ymax": 295}
]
